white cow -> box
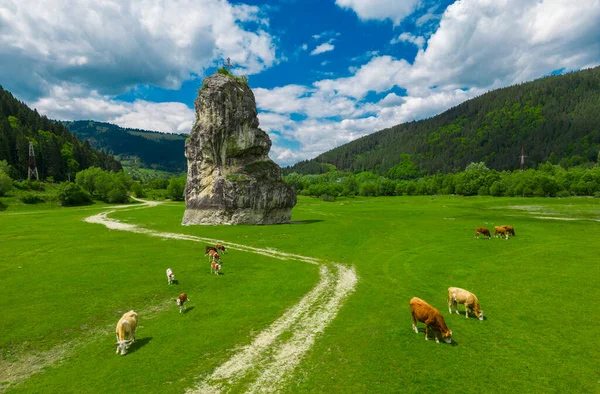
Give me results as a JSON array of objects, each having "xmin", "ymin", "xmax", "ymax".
[
  {"xmin": 115, "ymin": 310, "xmax": 138, "ymax": 355},
  {"xmin": 166, "ymin": 268, "xmax": 175, "ymax": 285}
]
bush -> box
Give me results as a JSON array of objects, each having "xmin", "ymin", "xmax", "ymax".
[
  {"xmin": 555, "ymin": 190, "xmax": 571, "ymax": 198},
  {"xmin": 57, "ymin": 182, "xmax": 93, "ymax": 206},
  {"xmin": 320, "ymin": 194, "xmax": 336, "ymax": 202},
  {"xmin": 107, "ymin": 187, "xmax": 129, "ymax": 203},
  {"xmin": 21, "ymin": 193, "xmax": 44, "ymax": 204},
  {"xmin": 130, "ymin": 181, "xmax": 145, "ymax": 198},
  {"xmin": 0, "ymin": 170, "xmax": 12, "ymax": 196},
  {"xmin": 167, "ymin": 176, "xmax": 186, "ymax": 201}
]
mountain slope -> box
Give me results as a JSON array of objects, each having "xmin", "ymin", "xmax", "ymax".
[
  {"xmin": 0, "ymin": 86, "xmax": 121, "ymax": 180},
  {"xmin": 285, "ymin": 66, "xmax": 600, "ymax": 175},
  {"xmin": 64, "ymin": 121, "xmax": 187, "ymax": 172}
]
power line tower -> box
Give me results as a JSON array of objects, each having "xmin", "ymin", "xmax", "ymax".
[
  {"xmin": 28, "ymin": 141, "xmax": 39, "ymax": 181},
  {"xmin": 224, "ymin": 57, "xmax": 234, "ymax": 72},
  {"xmin": 519, "ymin": 146, "xmax": 527, "ymax": 171}
]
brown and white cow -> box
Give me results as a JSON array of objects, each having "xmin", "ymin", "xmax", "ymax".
[
  {"xmin": 176, "ymin": 293, "xmax": 189, "ymax": 313},
  {"xmin": 215, "ymin": 243, "xmax": 227, "ymax": 254},
  {"xmin": 205, "ymin": 245, "xmax": 217, "ymax": 255},
  {"xmin": 501, "ymin": 225, "xmax": 515, "ymax": 236},
  {"xmin": 409, "ymin": 297, "xmax": 452, "ymax": 344},
  {"xmin": 475, "ymin": 227, "xmax": 491, "ymax": 239},
  {"xmin": 210, "ymin": 261, "xmax": 221, "ymax": 275},
  {"xmin": 207, "ymin": 249, "xmax": 220, "ymax": 262},
  {"xmin": 494, "ymin": 226, "xmax": 509, "ymax": 239},
  {"xmin": 115, "ymin": 310, "xmax": 138, "ymax": 355},
  {"xmin": 447, "ymin": 287, "xmax": 484, "ymax": 320},
  {"xmin": 166, "ymin": 268, "xmax": 175, "ymax": 285}
]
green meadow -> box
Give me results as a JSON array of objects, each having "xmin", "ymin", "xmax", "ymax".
[{"xmin": 1, "ymin": 195, "xmax": 598, "ymax": 393}]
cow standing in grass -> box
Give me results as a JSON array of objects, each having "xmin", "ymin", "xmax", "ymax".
[
  {"xmin": 448, "ymin": 287, "xmax": 484, "ymax": 320},
  {"xmin": 501, "ymin": 225, "xmax": 515, "ymax": 236},
  {"xmin": 211, "ymin": 261, "xmax": 221, "ymax": 275},
  {"xmin": 115, "ymin": 311, "xmax": 138, "ymax": 355},
  {"xmin": 166, "ymin": 268, "xmax": 175, "ymax": 285},
  {"xmin": 494, "ymin": 226, "xmax": 509, "ymax": 239},
  {"xmin": 409, "ymin": 297, "xmax": 452, "ymax": 344},
  {"xmin": 176, "ymin": 293, "xmax": 189, "ymax": 313},
  {"xmin": 207, "ymin": 249, "xmax": 220, "ymax": 262},
  {"xmin": 216, "ymin": 243, "xmax": 227, "ymax": 254},
  {"xmin": 475, "ymin": 227, "xmax": 491, "ymax": 239}
]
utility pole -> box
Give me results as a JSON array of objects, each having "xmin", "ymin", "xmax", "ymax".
[
  {"xmin": 224, "ymin": 57, "xmax": 234, "ymax": 72},
  {"xmin": 28, "ymin": 141, "xmax": 39, "ymax": 181},
  {"xmin": 519, "ymin": 146, "xmax": 527, "ymax": 171}
]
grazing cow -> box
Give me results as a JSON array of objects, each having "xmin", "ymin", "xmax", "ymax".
[
  {"xmin": 166, "ymin": 268, "xmax": 175, "ymax": 285},
  {"xmin": 115, "ymin": 311, "xmax": 138, "ymax": 355},
  {"xmin": 447, "ymin": 287, "xmax": 484, "ymax": 320},
  {"xmin": 208, "ymin": 249, "xmax": 220, "ymax": 262},
  {"xmin": 205, "ymin": 246, "xmax": 217, "ymax": 255},
  {"xmin": 494, "ymin": 226, "xmax": 509, "ymax": 239},
  {"xmin": 211, "ymin": 261, "xmax": 221, "ymax": 275},
  {"xmin": 215, "ymin": 243, "xmax": 227, "ymax": 254},
  {"xmin": 176, "ymin": 293, "xmax": 189, "ymax": 313},
  {"xmin": 475, "ymin": 227, "xmax": 491, "ymax": 239},
  {"xmin": 409, "ymin": 297, "xmax": 452, "ymax": 344},
  {"xmin": 501, "ymin": 225, "xmax": 515, "ymax": 236}
]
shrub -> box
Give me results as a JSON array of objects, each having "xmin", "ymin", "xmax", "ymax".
[
  {"xmin": 107, "ymin": 187, "xmax": 129, "ymax": 204},
  {"xmin": 21, "ymin": 193, "xmax": 44, "ymax": 204},
  {"xmin": 57, "ymin": 182, "xmax": 93, "ymax": 206},
  {"xmin": 320, "ymin": 194, "xmax": 336, "ymax": 202},
  {"xmin": 555, "ymin": 190, "xmax": 571, "ymax": 198},
  {"xmin": 130, "ymin": 181, "xmax": 145, "ymax": 198},
  {"xmin": 0, "ymin": 170, "xmax": 12, "ymax": 196},
  {"xmin": 167, "ymin": 176, "xmax": 186, "ymax": 201}
]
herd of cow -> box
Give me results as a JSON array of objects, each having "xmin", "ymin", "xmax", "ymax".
[
  {"xmin": 114, "ymin": 243, "xmax": 227, "ymax": 355},
  {"xmin": 115, "ymin": 224, "xmax": 511, "ymax": 354},
  {"xmin": 475, "ymin": 224, "xmax": 515, "ymax": 240}
]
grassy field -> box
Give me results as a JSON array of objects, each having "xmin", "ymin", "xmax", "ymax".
[{"xmin": 1, "ymin": 195, "xmax": 598, "ymax": 393}]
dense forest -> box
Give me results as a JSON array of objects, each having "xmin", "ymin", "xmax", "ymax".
[
  {"xmin": 64, "ymin": 120, "xmax": 187, "ymax": 172},
  {"xmin": 285, "ymin": 66, "xmax": 600, "ymax": 175},
  {"xmin": 0, "ymin": 86, "xmax": 121, "ymax": 180}
]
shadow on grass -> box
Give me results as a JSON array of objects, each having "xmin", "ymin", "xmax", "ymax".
[
  {"xmin": 128, "ymin": 337, "xmax": 152, "ymax": 354},
  {"xmin": 289, "ymin": 220, "xmax": 325, "ymax": 225},
  {"xmin": 171, "ymin": 279, "xmax": 180, "ymax": 285},
  {"xmin": 183, "ymin": 306, "xmax": 195, "ymax": 314},
  {"xmin": 414, "ymin": 328, "xmax": 458, "ymax": 346}
]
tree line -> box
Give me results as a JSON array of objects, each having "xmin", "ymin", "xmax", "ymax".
[
  {"xmin": 0, "ymin": 86, "xmax": 122, "ymax": 181},
  {"xmin": 284, "ymin": 161, "xmax": 600, "ymax": 199}
]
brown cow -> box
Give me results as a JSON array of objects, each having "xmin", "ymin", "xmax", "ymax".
[
  {"xmin": 409, "ymin": 297, "xmax": 452, "ymax": 344},
  {"xmin": 207, "ymin": 249, "xmax": 220, "ymax": 262},
  {"xmin": 500, "ymin": 225, "xmax": 515, "ymax": 236},
  {"xmin": 475, "ymin": 227, "xmax": 491, "ymax": 239},
  {"xmin": 176, "ymin": 293, "xmax": 189, "ymax": 313},
  {"xmin": 115, "ymin": 310, "xmax": 138, "ymax": 355},
  {"xmin": 205, "ymin": 246, "xmax": 217, "ymax": 255},
  {"xmin": 211, "ymin": 261, "xmax": 221, "ymax": 275},
  {"xmin": 447, "ymin": 287, "xmax": 484, "ymax": 320},
  {"xmin": 215, "ymin": 243, "xmax": 227, "ymax": 254},
  {"xmin": 494, "ymin": 226, "xmax": 509, "ymax": 239}
]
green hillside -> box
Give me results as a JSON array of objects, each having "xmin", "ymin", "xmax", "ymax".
[
  {"xmin": 64, "ymin": 120, "xmax": 187, "ymax": 172},
  {"xmin": 0, "ymin": 86, "xmax": 121, "ymax": 180},
  {"xmin": 285, "ymin": 66, "xmax": 600, "ymax": 175}
]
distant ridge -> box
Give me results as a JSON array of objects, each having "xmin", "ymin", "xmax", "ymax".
[
  {"xmin": 285, "ymin": 66, "xmax": 600, "ymax": 175},
  {"xmin": 64, "ymin": 120, "xmax": 187, "ymax": 172}
]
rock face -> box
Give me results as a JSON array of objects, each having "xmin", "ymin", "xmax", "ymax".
[{"xmin": 182, "ymin": 73, "xmax": 296, "ymax": 225}]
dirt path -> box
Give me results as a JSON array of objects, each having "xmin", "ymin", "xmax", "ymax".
[{"xmin": 2, "ymin": 199, "xmax": 358, "ymax": 393}]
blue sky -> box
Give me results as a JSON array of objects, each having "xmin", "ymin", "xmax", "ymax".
[{"xmin": 1, "ymin": 0, "xmax": 599, "ymax": 165}]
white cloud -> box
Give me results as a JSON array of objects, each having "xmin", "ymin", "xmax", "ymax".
[
  {"xmin": 32, "ymin": 84, "xmax": 194, "ymax": 134},
  {"xmin": 310, "ymin": 43, "xmax": 335, "ymax": 56},
  {"xmin": 335, "ymin": 0, "xmax": 422, "ymax": 25},
  {"xmin": 0, "ymin": 0, "xmax": 278, "ymax": 101},
  {"xmin": 391, "ymin": 32, "xmax": 425, "ymax": 49}
]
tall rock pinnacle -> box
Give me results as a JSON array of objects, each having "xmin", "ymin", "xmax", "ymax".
[{"xmin": 182, "ymin": 72, "xmax": 296, "ymax": 225}]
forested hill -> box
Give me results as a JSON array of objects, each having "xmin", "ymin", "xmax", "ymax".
[
  {"xmin": 64, "ymin": 121, "xmax": 187, "ymax": 172},
  {"xmin": 0, "ymin": 86, "xmax": 121, "ymax": 181},
  {"xmin": 285, "ymin": 66, "xmax": 600, "ymax": 176}
]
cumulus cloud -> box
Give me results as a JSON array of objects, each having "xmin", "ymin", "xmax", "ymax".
[
  {"xmin": 391, "ymin": 32, "xmax": 425, "ymax": 49},
  {"xmin": 310, "ymin": 43, "xmax": 335, "ymax": 56},
  {"xmin": 32, "ymin": 84, "xmax": 194, "ymax": 134},
  {"xmin": 0, "ymin": 0, "xmax": 278, "ymax": 101},
  {"xmin": 259, "ymin": 0, "xmax": 600, "ymax": 166},
  {"xmin": 335, "ymin": 0, "xmax": 422, "ymax": 25}
]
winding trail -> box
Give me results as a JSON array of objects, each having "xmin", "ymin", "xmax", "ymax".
[{"xmin": 86, "ymin": 199, "xmax": 358, "ymax": 393}]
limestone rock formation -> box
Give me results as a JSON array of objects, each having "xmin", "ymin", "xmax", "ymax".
[{"xmin": 182, "ymin": 73, "xmax": 296, "ymax": 225}]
